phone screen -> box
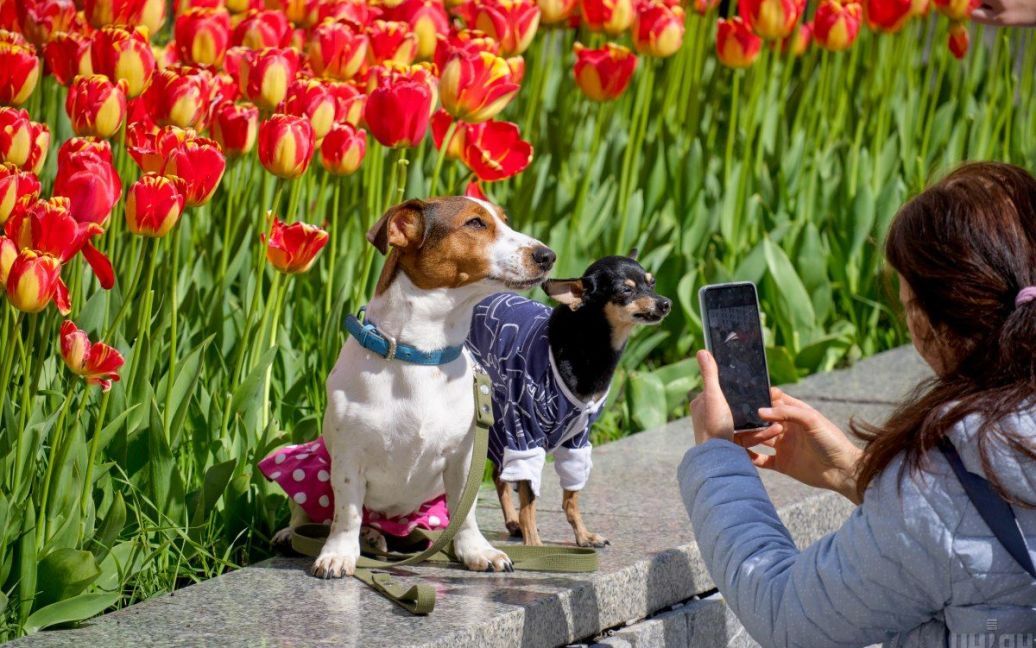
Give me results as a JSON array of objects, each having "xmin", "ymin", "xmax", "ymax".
[{"xmin": 700, "ymin": 283, "xmax": 772, "ymax": 431}]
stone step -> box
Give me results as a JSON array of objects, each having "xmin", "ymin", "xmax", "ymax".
[{"xmin": 9, "ymin": 346, "xmax": 931, "ymax": 648}]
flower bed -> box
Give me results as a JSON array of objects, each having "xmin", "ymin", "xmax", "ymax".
[{"xmin": 0, "ymin": 0, "xmax": 1033, "ymax": 638}]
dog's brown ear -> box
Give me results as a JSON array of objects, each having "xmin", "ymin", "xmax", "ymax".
[
  {"xmin": 627, "ymin": 247, "xmax": 639, "ymax": 260},
  {"xmin": 543, "ymin": 278, "xmax": 585, "ymax": 310},
  {"xmin": 367, "ymin": 199, "xmax": 427, "ymax": 254}
]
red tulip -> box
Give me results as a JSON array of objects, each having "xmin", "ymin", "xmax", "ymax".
[
  {"xmin": 431, "ymin": 109, "xmax": 466, "ymax": 160},
  {"xmin": 19, "ymin": 0, "xmax": 79, "ymax": 46},
  {"xmin": 933, "ymin": 0, "xmax": 978, "ymax": 20},
  {"xmin": 813, "ymin": 0, "xmax": 861, "ymax": 50},
  {"xmin": 144, "ymin": 66, "xmax": 213, "ymax": 129},
  {"xmin": 239, "ymin": 47, "xmax": 299, "ymax": 112},
  {"xmin": 5, "ymin": 249, "xmax": 69, "ymax": 314},
  {"xmin": 367, "ymin": 20, "xmax": 418, "ymax": 66},
  {"xmin": 59, "ymin": 320, "xmax": 125, "ymax": 391},
  {"xmin": 258, "ymin": 113, "xmax": 315, "ymax": 178},
  {"xmin": 0, "ymin": 107, "xmax": 33, "ymax": 167},
  {"xmin": 538, "ymin": 0, "xmax": 579, "ymax": 24},
  {"xmin": 44, "ymin": 33, "xmax": 94, "ymax": 86},
  {"xmin": 210, "ymin": 70, "xmax": 240, "ymax": 107},
  {"xmin": 439, "ymin": 50, "xmax": 520, "ymax": 123},
  {"xmin": 461, "ymin": 119, "xmax": 532, "ymax": 182},
  {"xmin": 174, "ymin": 7, "xmax": 231, "ymax": 66},
  {"xmin": 164, "ymin": 134, "xmax": 225, "ymax": 206},
  {"xmin": 364, "ymin": 72, "xmax": 432, "ymax": 148},
  {"xmin": 464, "ymin": 179, "xmax": 487, "ymax": 200},
  {"xmin": 25, "ymin": 121, "xmax": 50, "ymax": 176},
  {"xmin": 125, "ymin": 173, "xmax": 186, "ymax": 237},
  {"xmin": 389, "ymin": 0, "xmax": 450, "ymax": 59},
  {"xmin": 232, "ymin": 9, "xmax": 292, "ymax": 49},
  {"xmin": 320, "ymin": 122, "xmax": 366, "ymax": 175},
  {"xmin": 53, "ymin": 141, "xmax": 123, "ymax": 227},
  {"xmin": 947, "ymin": 21, "xmax": 968, "ymax": 58},
  {"xmin": 739, "ymin": 0, "xmax": 803, "ymax": 39},
  {"xmin": 308, "ymin": 19, "xmax": 369, "ymax": 81},
  {"xmin": 863, "ymin": 0, "xmax": 912, "ymax": 31},
  {"xmin": 174, "ymin": 0, "xmax": 223, "ymax": 14},
  {"xmin": 211, "ymin": 101, "xmax": 259, "ymax": 156},
  {"xmin": 324, "ymin": 80, "xmax": 366, "ymax": 126},
  {"xmin": 580, "ymin": 0, "xmax": 634, "ymax": 34},
  {"xmin": 0, "ymin": 38, "xmax": 40, "ymax": 106},
  {"xmin": 263, "ymin": 0, "xmax": 308, "ymax": 24},
  {"xmin": 715, "ymin": 17, "xmax": 762, "ymax": 68},
  {"xmin": 309, "ymin": 0, "xmax": 382, "ymax": 27},
  {"xmin": 474, "ymin": 0, "xmax": 541, "ymax": 56},
  {"xmin": 780, "ymin": 21, "xmax": 812, "ymax": 55},
  {"xmin": 280, "ymin": 77, "xmax": 336, "ymax": 141},
  {"xmin": 84, "ymin": 0, "xmax": 145, "ymax": 28},
  {"xmin": 91, "ymin": 26, "xmax": 156, "ymax": 98},
  {"xmin": 0, "ymin": 163, "xmax": 41, "ymax": 226},
  {"xmin": 66, "ymin": 74, "xmax": 128, "ymax": 139},
  {"xmin": 264, "ymin": 217, "xmax": 329, "ymax": 274},
  {"xmin": 433, "ymin": 29, "xmax": 501, "ymax": 72},
  {"xmin": 0, "ymin": 234, "xmax": 16, "ymax": 286},
  {"xmin": 572, "ymin": 42, "xmax": 637, "ymax": 101},
  {"xmin": 633, "ymin": 2, "xmax": 686, "ymax": 57}
]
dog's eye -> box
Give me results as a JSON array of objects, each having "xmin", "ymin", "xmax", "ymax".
[
  {"xmin": 465, "ymin": 217, "xmax": 487, "ymax": 230},
  {"xmin": 621, "ymin": 285, "xmax": 634, "ymax": 295}
]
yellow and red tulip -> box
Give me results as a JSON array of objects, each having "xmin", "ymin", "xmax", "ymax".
[
  {"xmin": 780, "ymin": 20, "xmax": 812, "ymax": 56},
  {"xmin": 862, "ymin": 0, "xmax": 912, "ymax": 31},
  {"xmin": 0, "ymin": 37, "xmax": 41, "ymax": 107},
  {"xmin": 239, "ymin": 46, "xmax": 299, "ymax": 112},
  {"xmin": 257, "ymin": 113, "xmax": 315, "ymax": 179},
  {"xmin": 125, "ymin": 172, "xmax": 186, "ymax": 237},
  {"xmin": 572, "ymin": 42, "xmax": 637, "ymax": 101},
  {"xmin": 164, "ymin": 133, "xmax": 225, "ymax": 206},
  {"xmin": 19, "ymin": 0, "xmax": 80, "ymax": 46},
  {"xmin": 307, "ymin": 19, "xmax": 369, "ymax": 81},
  {"xmin": 431, "ymin": 109, "xmax": 467, "ymax": 160},
  {"xmin": 127, "ymin": 123, "xmax": 188, "ymax": 173},
  {"xmin": 4, "ymin": 249, "xmax": 70, "ymax": 314},
  {"xmin": 461, "ymin": 119, "xmax": 532, "ymax": 182},
  {"xmin": 139, "ymin": 0, "xmax": 167, "ymax": 34},
  {"xmin": 947, "ymin": 21, "xmax": 968, "ymax": 58},
  {"xmin": 44, "ymin": 33, "xmax": 94, "ymax": 86},
  {"xmin": 738, "ymin": 0, "xmax": 803, "ymax": 40},
  {"xmin": 0, "ymin": 163, "xmax": 41, "ymax": 226},
  {"xmin": 0, "ymin": 234, "xmax": 16, "ymax": 285},
  {"xmin": 580, "ymin": 0, "xmax": 635, "ymax": 35},
  {"xmin": 439, "ymin": 50, "xmax": 520, "ymax": 123},
  {"xmin": 367, "ymin": 20, "xmax": 419, "ymax": 66},
  {"xmin": 0, "ymin": 107, "xmax": 32, "ymax": 167},
  {"xmin": 389, "ymin": 0, "xmax": 451, "ymax": 60},
  {"xmin": 84, "ymin": 0, "xmax": 145, "ymax": 28},
  {"xmin": 53, "ymin": 139, "xmax": 123, "ymax": 227},
  {"xmin": 813, "ymin": 0, "xmax": 861, "ymax": 51},
  {"xmin": 174, "ymin": 7, "xmax": 232, "ymax": 66},
  {"xmin": 211, "ymin": 101, "xmax": 259, "ymax": 156},
  {"xmin": 264, "ymin": 217, "xmax": 329, "ymax": 274},
  {"xmin": 90, "ymin": 26, "xmax": 157, "ymax": 98},
  {"xmin": 59, "ymin": 320, "xmax": 125, "ymax": 391},
  {"xmin": 66, "ymin": 75, "xmax": 128, "ymax": 139},
  {"xmin": 538, "ymin": 0, "xmax": 579, "ymax": 24},
  {"xmin": 25, "ymin": 121, "xmax": 50, "ymax": 176},
  {"xmin": 715, "ymin": 17, "xmax": 762, "ymax": 68},
  {"xmin": 320, "ymin": 122, "xmax": 367, "ymax": 176},
  {"xmin": 364, "ymin": 73, "xmax": 432, "ymax": 148},
  {"xmin": 323, "ymin": 80, "xmax": 366, "ymax": 126},
  {"xmin": 281, "ymin": 78, "xmax": 336, "ymax": 141},
  {"xmin": 144, "ymin": 65, "xmax": 213, "ymax": 129},
  {"xmin": 933, "ymin": 0, "xmax": 978, "ymax": 20},
  {"xmin": 434, "ymin": 29, "xmax": 502, "ymax": 70},
  {"xmin": 473, "ymin": 0, "xmax": 541, "ymax": 56},
  {"xmin": 632, "ymin": 2, "xmax": 686, "ymax": 58},
  {"xmin": 232, "ymin": 9, "xmax": 292, "ymax": 50}
]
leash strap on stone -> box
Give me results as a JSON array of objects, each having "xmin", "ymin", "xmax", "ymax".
[{"xmin": 291, "ymin": 370, "xmax": 597, "ymax": 615}]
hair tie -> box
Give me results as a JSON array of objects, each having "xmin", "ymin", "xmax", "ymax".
[{"xmin": 1016, "ymin": 286, "xmax": 1036, "ymax": 308}]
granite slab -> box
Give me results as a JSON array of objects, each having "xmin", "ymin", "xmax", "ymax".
[
  {"xmin": 784, "ymin": 346, "xmax": 931, "ymax": 405},
  {"xmin": 8, "ymin": 347, "xmax": 927, "ymax": 648}
]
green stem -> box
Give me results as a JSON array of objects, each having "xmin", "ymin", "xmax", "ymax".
[
  {"xmin": 428, "ymin": 122, "xmax": 457, "ymax": 197},
  {"xmin": 36, "ymin": 388, "xmax": 77, "ymax": 546},
  {"xmin": 79, "ymin": 390, "xmax": 111, "ymax": 523},
  {"xmin": 324, "ymin": 175, "xmax": 344, "ymax": 314},
  {"xmin": 163, "ymin": 226, "xmax": 182, "ymax": 439},
  {"xmin": 723, "ymin": 71, "xmax": 742, "ymax": 185},
  {"xmin": 13, "ymin": 314, "xmax": 40, "ymax": 495}
]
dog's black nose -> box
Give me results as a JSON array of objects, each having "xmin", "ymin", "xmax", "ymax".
[
  {"xmin": 658, "ymin": 297, "xmax": 672, "ymax": 314},
  {"xmin": 532, "ymin": 246, "xmax": 556, "ymax": 271}
]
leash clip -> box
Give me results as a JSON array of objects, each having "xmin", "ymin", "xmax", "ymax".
[{"xmin": 384, "ymin": 333, "xmax": 398, "ymax": 361}]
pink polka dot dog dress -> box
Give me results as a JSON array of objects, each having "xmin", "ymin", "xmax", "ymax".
[{"xmin": 258, "ymin": 438, "xmax": 450, "ymax": 537}]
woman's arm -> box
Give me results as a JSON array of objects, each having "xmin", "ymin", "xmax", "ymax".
[{"xmin": 679, "ymin": 440, "xmax": 948, "ymax": 647}]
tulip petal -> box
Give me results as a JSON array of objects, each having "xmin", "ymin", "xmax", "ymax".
[{"xmin": 82, "ymin": 241, "xmax": 115, "ymax": 289}]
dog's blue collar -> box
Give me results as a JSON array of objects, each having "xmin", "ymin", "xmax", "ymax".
[{"xmin": 344, "ymin": 307, "xmax": 465, "ymax": 366}]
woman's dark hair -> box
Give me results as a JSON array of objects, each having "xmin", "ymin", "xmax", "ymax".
[{"xmin": 853, "ymin": 162, "xmax": 1036, "ymax": 504}]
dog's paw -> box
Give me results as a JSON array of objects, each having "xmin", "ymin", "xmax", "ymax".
[
  {"xmin": 310, "ymin": 552, "xmax": 357, "ymax": 579},
  {"xmin": 576, "ymin": 532, "xmax": 610, "ymax": 548},
  {"xmin": 272, "ymin": 526, "xmax": 295, "ymax": 546},
  {"xmin": 360, "ymin": 526, "xmax": 388, "ymax": 553},
  {"xmin": 505, "ymin": 521, "xmax": 522, "ymax": 538},
  {"xmin": 454, "ymin": 534, "xmax": 513, "ymax": 572}
]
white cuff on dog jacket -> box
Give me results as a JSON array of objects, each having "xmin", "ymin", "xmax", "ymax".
[
  {"xmin": 554, "ymin": 445, "xmax": 593, "ymax": 492},
  {"xmin": 500, "ymin": 447, "xmax": 547, "ymax": 497}
]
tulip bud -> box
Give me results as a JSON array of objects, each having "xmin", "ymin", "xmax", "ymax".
[
  {"xmin": 44, "ymin": 33, "xmax": 94, "ymax": 86},
  {"xmin": 67, "ymin": 75, "xmax": 128, "ymax": 139},
  {"xmin": 739, "ymin": 0, "xmax": 803, "ymax": 39},
  {"xmin": 0, "ymin": 39, "xmax": 41, "ymax": 106},
  {"xmin": 239, "ymin": 47, "xmax": 299, "ymax": 112},
  {"xmin": 538, "ymin": 0, "xmax": 579, "ymax": 24},
  {"xmin": 863, "ymin": 0, "xmax": 912, "ymax": 31},
  {"xmin": 0, "ymin": 107, "xmax": 32, "ymax": 167},
  {"xmin": 439, "ymin": 50, "xmax": 521, "ymax": 123},
  {"xmin": 59, "ymin": 320, "xmax": 125, "ymax": 391},
  {"xmin": 580, "ymin": 0, "xmax": 634, "ymax": 35},
  {"xmin": 367, "ymin": 20, "xmax": 419, "ymax": 66},
  {"xmin": 21, "ymin": 0, "xmax": 79, "ymax": 47},
  {"xmin": 323, "ymin": 80, "xmax": 366, "ymax": 126},
  {"xmin": 320, "ymin": 122, "xmax": 367, "ymax": 175},
  {"xmin": 139, "ymin": 0, "xmax": 168, "ymax": 34},
  {"xmin": 25, "ymin": 121, "xmax": 50, "ymax": 176},
  {"xmin": 164, "ymin": 134, "xmax": 225, "ymax": 206},
  {"xmin": 933, "ymin": 0, "xmax": 978, "ymax": 20},
  {"xmin": 474, "ymin": 0, "xmax": 541, "ymax": 56},
  {"xmin": 780, "ymin": 21, "xmax": 812, "ymax": 56},
  {"xmin": 232, "ymin": 9, "xmax": 292, "ymax": 50},
  {"xmin": 264, "ymin": 217, "xmax": 329, "ymax": 274},
  {"xmin": 391, "ymin": 0, "xmax": 451, "ymax": 60},
  {"xmin": 572, "ymin": 42, "xmax": 637, "ymax": 101},
  {"xmin": 91, "ymin": 26, "xmax": 157, "ymax": 98},
  {"xmin": 715, "ymin": 17, "xmax": 762, "ymax": 68},
  {"xmin": 364, "ymin": 78, "xmax": 432, "ymax": 148},
  {"xmin": 308, "ymin": 19, "xmax": 369, "ymax": 81},
  {"xmin": 125, "ymin": 172, "xmax": 186, "ymax": 237},
  {"xmin": 813, "ymin": 0, "xmax": 861, "ymax": 51},
  {"xmin": 54, "ymin": 141, "xmax": 123, "ymax": 226},
  {"xmin": 5, "ymin": 249, "xmax": 69, "ymax": 314},
  {"xmin": 144, "ymin": 66, "xmax": 213, "ymax": 129},
  {"xmin": 633, "ymin": 2, "xmax": 685, "ymax": 58},
  {"xmin": 947, "ymin": 21, "xmax": 969, "ymax": 59},
  {"xmin": 0, "ymin": 163, "xmax": 41, "ymax": 225},
  {"xmin": 461, "ymin": 119, "xmax": 532, "ymax": 182},
  {"xmin": 84, "ymin": 0, "xmax": 146, "ymax": 28},
  {"xmin": 211, "ymin": 101, "xmax": 259, "ymax": 156},
  {"xmin": 280, "ymin": 78, "xmax": 336, "ymax": 141},
  {"xmin": 258, "ymin": 113, "xmax": 315, "ymax": 179},
  {"xmin": 175, "ymin": 8, "xmax": 231, "ymax": 67},
  {"xmin": 0, "ymin": 235, "xmax": 16, "ymax": 285}
]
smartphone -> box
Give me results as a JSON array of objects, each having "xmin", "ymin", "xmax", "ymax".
[{"xmin": 698, "ymin": 282, "xmax": 772, "ymax": 432}]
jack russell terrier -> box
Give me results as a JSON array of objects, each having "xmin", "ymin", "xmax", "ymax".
[
  {"xmin": 260, "ymin": 196, "xmax": 556, "ymax": 577},
  {"xmin": 466, "ymin": 254, "xmax": 671, "ymax": 547}
]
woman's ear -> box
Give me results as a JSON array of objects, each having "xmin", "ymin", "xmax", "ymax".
[
  {"xmin": 366, "ymin": 199, "xmax": 427, "ymax": 254},
  {"xmin": 543, "ymin": 278, "xmax": 585, "ymax": 310}
]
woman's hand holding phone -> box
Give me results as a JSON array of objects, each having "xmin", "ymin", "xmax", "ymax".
[{"xmin": 690, "ymin": 350, "xmax": 781, "ymax": 444}]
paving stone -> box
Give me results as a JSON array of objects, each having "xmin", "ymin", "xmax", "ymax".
[{"xmin": 784, "ymin": 345, "xmax": 931, "ymax": 405}]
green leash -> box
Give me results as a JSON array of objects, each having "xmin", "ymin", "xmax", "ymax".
[{"xmin": 291, "ymin": 371, "xmax": 598, "ymax": 615}]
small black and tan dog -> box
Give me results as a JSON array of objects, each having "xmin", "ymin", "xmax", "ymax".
[{"xmin": 466, "ymin": 253, "xmax": 671, "ymax": 547}]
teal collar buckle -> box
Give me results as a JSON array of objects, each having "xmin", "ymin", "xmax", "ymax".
[{"xmin": 344, "ymin": 307, "xmax": 465, "ymax": 366}]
